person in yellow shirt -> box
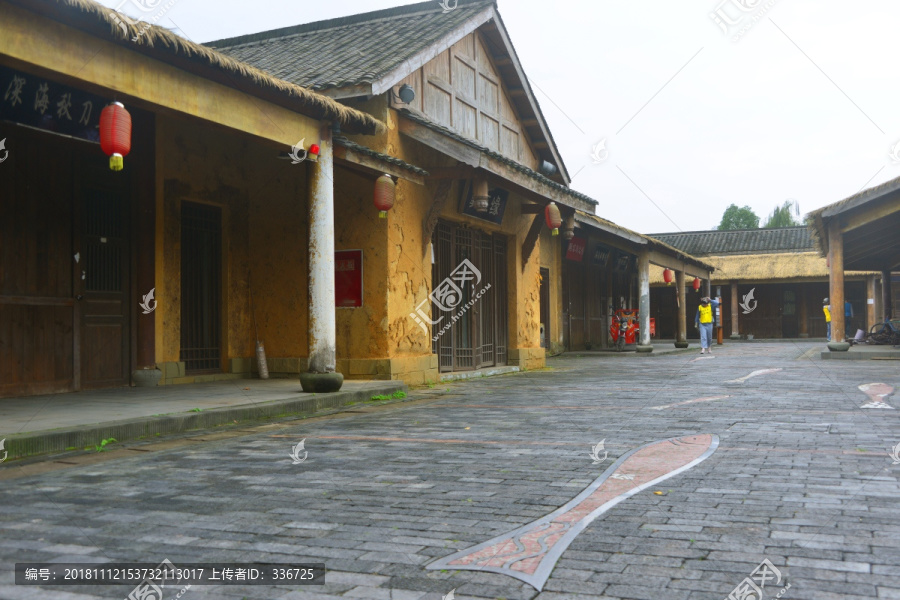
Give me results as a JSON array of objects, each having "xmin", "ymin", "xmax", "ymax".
[
  {"xmin": 823, "ymin": 298, "xmax": 831, "ymax": 341},
  {"xmin": 694, "ymin": 296, "xmax": 720, "ymax": 354}
]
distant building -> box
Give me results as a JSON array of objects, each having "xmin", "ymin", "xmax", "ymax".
[{"xmin": 647, "ymin": 227, "xmax": 880, "ymax": 340}]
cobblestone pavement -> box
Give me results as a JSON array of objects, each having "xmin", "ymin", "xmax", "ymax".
[{"xmin": 1, "ymin": 342, "xmax": 899, "ymax": 600}]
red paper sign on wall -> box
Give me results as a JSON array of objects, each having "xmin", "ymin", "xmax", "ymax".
[
  {"xmin": 565, "ymin": 237, "xmax": 586, "ymax": 262},
  {"xmin": 335, "ymin": 250, "xmax": 363, "ymax": 308}
]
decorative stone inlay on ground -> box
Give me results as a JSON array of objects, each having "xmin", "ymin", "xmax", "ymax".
[
  {"xmin": 859, "ymin": 383, "xmax": 895, "ymax": 409},
  {"xmin": 426, "ymin": 434, "xmax": 720, "ymax": 591},
  {"xmin": 648, "ymin": 395, "xmax": 731, "ymax": 410},
  {"xmin": 726, "ymin": 368, "xmax": 782, "ymax": 384}
]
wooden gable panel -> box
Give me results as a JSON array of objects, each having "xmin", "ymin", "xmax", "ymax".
[
  {"xmin": 409, "ymin": 31, "xmax": 540, "ymax": 168},
  {"xmin": 455, "ymin": 98, "xmax": 477, "ymax": 139}
]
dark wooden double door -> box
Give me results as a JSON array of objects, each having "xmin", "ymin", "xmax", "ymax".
[
  {"xmin": 432, "ymin": 222, "xmax": 508, "ymax": 372},
  {"xmin": 0, "ymin": 127, "xmax": 131, "ymax": 396}
]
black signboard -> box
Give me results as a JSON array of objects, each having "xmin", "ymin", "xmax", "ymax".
[
  {"xmin": 592, "ymin": 245, "xmax": 611, "ymax": 267},
  {"xmin": 0, "ymin": 65, "xmax": 108, "ymax": 143},
  {"xmin": 460, "ymin": 185, "xmax": 508, "ymax": 225}
]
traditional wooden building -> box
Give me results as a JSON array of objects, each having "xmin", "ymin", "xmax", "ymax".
[
  {"xmin": 0, "ymin": 0, "xmax": 384, "ymax": 396},
  {"xmin": 808, "ymin": 176, "xmax": 900, "ymax": 347},
  {"xmin": 562, "ymin": 212, "xmax": 712, "ymax": 350},
  {"xmin": 211, "ymin": 0, "xmax": 712, "ymax": 373},
  {"xmin": 648, "ymin": 227, "xmax": 881, "ymax": 340}
]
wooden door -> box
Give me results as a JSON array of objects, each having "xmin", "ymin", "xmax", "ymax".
[
  {"xmin": 539, "ymin": 267, "xmax": 550, "ymax": 349},
  {"xmin": 0, "ymin": 128, "xmax": 76, "ymax": 396},
  {"xmin": 180, "ymin": 202, "xmax": 223, "ymax": 373},
  {"xmin": 77, "ymin": 164, "xmax": 131, "ymax": 389},
  {"xmin": 781, "ymin": 288, "xmax": 798, "ymax": 338}
]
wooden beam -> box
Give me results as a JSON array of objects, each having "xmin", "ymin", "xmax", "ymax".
[
  {"xmin": 521, "ymin": 213, "xmax": 544, "ymax": 271},
  {"xmin": 838, "ymin": 194, "xmax": 900, "ymax": 232},
  {"xmin": 520, "ymin": 204, "xmax": 544, "ymax": 214},
  {"xmin": 333, "ymin": 145, "xmax": 425, "ymax": 185},
  {"xmin": 422, "ymin": 180, "xmax": 454, "ymax": 254},
  {"xmin": 401, "ymin": 115, "xmax": 595, "ymax": 211},
  {"xmin": 426, "ymin": 166, "xmax": 477, "ymax": 180}
]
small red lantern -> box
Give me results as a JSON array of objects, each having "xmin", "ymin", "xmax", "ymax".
[
  {"xmin": 99, "ymin": 102, "xmax": 131, "ymax": 171},
  {"xmin": 307, "ymin": 143, "xmax": 320, "ymax": 162},
  {"xmin": 374, "ymin": 174, "xmax": 395, "ymax": 218},
  {"xmin": 663, "ymin": 269, "xmax": 674, "ymax": 285},
  {"xmin": 545, "ymin": 202, "xmax": 562, "ymax": 236},
  {"xmin": 693, "ymin": 277, "xmax": 702, "ymax": 291}
]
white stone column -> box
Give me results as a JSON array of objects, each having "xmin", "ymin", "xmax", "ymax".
[
  {"xmin": 637, "ymin": 249, "xmax": 653, "ymax": 352},
  {"xmin": 307, "ymin": 124, "xmax": 337, "ymax": 375}
]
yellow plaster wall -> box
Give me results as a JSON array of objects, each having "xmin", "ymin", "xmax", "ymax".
[
  {"xmin": 333, "ymin": 166, "xmax": 390, "ymax": 359},
  {"xmin": 539, "ymin": 228, "xmax": 565, "ymax": 355},
  {"xmin": 338, "ymin": 101, "xmax": 547, "ymax": 377},
  {"xmin": 154, "ymin": 113, "xmax": 312, "ymax": 368}
]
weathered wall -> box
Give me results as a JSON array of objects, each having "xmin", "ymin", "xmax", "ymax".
[
  {"xmin": 155, "ymin": 113, "xmax": 313, "ymax": 379},
  {"xmin": 539, "ymin": 227, "xmax": 564, "ymax": 355}
]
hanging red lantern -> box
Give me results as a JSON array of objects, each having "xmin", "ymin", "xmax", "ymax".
[
  {"xmin": 307, "ymin": 143, "xmax": 320, "ymax": 163},
  {"xmin": 545, "ymin": 202, "xmax": 562, "ymax": 236},
  {"xmin": 374, "ymin": 174, "xmax": 395, "ymax": 218},
  {"xmin": 99, "ymin": 102, "xmax": 131, "ymax": 171},
  {"xmin": 663, "ymin": 269, "xmax": 674, "ymax": 285},
  {"xmin": 693, "ymin": 277, "xmax": 702, "ymax": 291}
]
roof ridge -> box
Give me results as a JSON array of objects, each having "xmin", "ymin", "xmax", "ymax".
[{"xmin": 207, "ymin": 0, "xmax": 495, "ymax": 48}]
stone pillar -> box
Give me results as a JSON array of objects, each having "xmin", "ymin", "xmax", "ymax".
[
  {"xmin": 827, "ymin": 221, "xmax": 848, "ymax": 349},
  {"xmin": 301, "ymin": 124, "xmax": 343, "ymax": 392},
  {"xmin": 883, "ymin": 269, "xmax": 893, "ymax": 321},
  {"xmin": 675, "ymin": 270, "xmax": 687, "ymax": 348},
  {"xmin": 730, "ymin": 281, "xmax": 740, "ymax": 339},
  {"xmin": 636, "ymin": 250, "xmax": 653, "ymax": 352}
]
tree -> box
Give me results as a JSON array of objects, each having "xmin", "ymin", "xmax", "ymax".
[
  {"xmin": 717, "ymin": 204, "xmax": 760, "ymax": 230},
  {"xmin": 763, "ymin": 200, "xmax": 801, "ymax": 228}
]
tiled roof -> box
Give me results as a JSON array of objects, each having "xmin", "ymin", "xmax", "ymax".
[
  {"xmin": 334, "ymin": 135, "xmax": 429, "ymax": 176},
  {"xmin": 400, "ymin": 109, "xmax": 597, "ymax": 206},
  {"xmin": 648, "ymin": 227, "xmax": 814, "ymax": 256},
  {"xmin": 206, "ymin": 0, "xmax": 495, "ymax": 92}
]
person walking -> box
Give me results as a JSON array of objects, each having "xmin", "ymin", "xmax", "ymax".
[
  {"xmin": 844, "ymin": 300, "xmax": 854, "ymax": 338},
  {"xmin": 695, "ymin": 296, "xmax": 720, "ymax": 354},
  {"xmin": 823, "ymin": 298, "xmax": 831, "ymax": 341}
]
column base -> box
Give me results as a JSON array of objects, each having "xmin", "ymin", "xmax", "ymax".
[
  {"xmin": 826, "ymin": 342, "xmax": 851, "ymax": 352},
  {"xmin": 729, "ymin": 334, "xmax": 741, "ymax": 340},
  {"xmin": 636, "ymin": 345, "xmax": 654, "ymax": 353},
  {"xmin": 674, "ymin": 341, "xmax": 689, "ymax": 349},
  {"xmin": 798, "ymin": 333, "xmax": 809, "ymax": 338},
  {"xmin": 300, "ymin": 372, "xmax": 344, "ymax": 393}
]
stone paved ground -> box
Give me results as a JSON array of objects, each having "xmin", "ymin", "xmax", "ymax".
[{"xmin": 1, "ymin": 342, "xmax": 899, "ymax": 600}]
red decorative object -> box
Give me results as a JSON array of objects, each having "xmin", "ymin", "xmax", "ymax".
[
  {"xmin": 663, "ymin": 269, "xmax": 674, "ymax": 285},
  {"xmin": 693, "ymin": 277, "xmax": 702, "ymax": 291},
  {"xmin": 565, "ymin": 237, "xmax": 586, "ymax": 262},
  {"xmin": 307, "ymin": 143, "xmax": 320, "ymax": 162},
  {"xmin": 99, "ymin": 102, "xmax": 131, "ymax": 171},
  {"xmin": 374, "ymin": 174, "xmax": 395, "ymax": 218},
  {"xmin": 545, "ymin": 202, "xmax": 562, "ymax": 236}
]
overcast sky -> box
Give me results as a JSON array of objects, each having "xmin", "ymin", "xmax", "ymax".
[{"xmin": 97, "ymin": 0, "xmax": 900, "ymax": 234}]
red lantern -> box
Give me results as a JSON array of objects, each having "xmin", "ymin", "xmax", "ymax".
[
  {"xmin": 663, "ymin": 269, "xmax": 674, "ymax": 285},
  {"xmin": 307, "ymin": 143, "xmax": 320, "ymax": 162},
  {"xmin": 99, "ymin": 102, "xmax": 131, "ymax": 171},
  {"xmin": 374, "ymin": 174, "xmax": 395, "ymax": 218},
  {"xmin": 545, "ymin": 202, "xmax": 562, "ymax": 236},
  {"xmin": 693, "ymin": 277, "xmax": 702, "ymax": 291}
]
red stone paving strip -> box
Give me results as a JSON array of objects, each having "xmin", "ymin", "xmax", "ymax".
[
  {"xmin": 426, "ymin": 434, "xmax": 719, "ymax": 591},
  {"xmin": 859, "ymin": 383, "xmax": 895, "ymax": 409}
]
